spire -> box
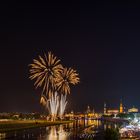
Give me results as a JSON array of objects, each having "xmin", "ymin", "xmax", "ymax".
[
  {"xmin": 104, "ymin": 102, "xmax": 107, "ymax": 114},
  {"xmin": 87, "ymin": 105, "xmax": 91, "ymax": 114},
  {"xmin": 120, "ymin": 99, "xmax": 123, "ymax": 113}
]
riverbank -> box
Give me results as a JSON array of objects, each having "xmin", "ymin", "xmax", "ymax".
[{"xmin": 0, "ymin": 120, "xmax": 73, "ymax": 132}]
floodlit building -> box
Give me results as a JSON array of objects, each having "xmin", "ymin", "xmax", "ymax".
[
  {"xmin": 107, "ymin": 109, "xmax": 119, "ymax": 115},
  {"xmin": 128, "ymin": 107, "xmax": 138, "ymax": 113}
]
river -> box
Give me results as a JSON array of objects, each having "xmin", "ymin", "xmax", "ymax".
[{"xmin": 0, "ymin": 119, "xmax": 122, "ymax": 140}]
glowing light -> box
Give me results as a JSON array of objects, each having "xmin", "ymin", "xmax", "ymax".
[
  {"xmin": 59, "ymin": 94, "xmax": 67, "ymax": 118},
  {"xmin": 47, "ymin": 92, "xmax": 59, "ymax": 121},
  {"xmin": 47, "ymin": 125, "xmax": 68, "ymax": 140},
  {"xmin": 40, "ymin": 95, "xmax": 47, "ymax": 106},
  {"xmin": 56, "ymin": 67, "xmax": 80, "ymax": 94},
  {"xmin": 29, "ymin": 52, "xmax": 63, "ymax": 95},
  {"xmin": 0, "ymin": 133, "xmax": 6, "ymax": 139},
  {"xmin": 119, "ymin": 115, "xmax": 140, "ymax": 138},
  {"xmin": 29, "ymin": 52, "xmax": 80, "ymax": 121},
  {"xmin": 47, "ymin": 126, "xmax": 57, "ymax": 140}
]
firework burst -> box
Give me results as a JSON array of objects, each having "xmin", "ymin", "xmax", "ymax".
[
  {"xmin": 56, "ymin": 67, "xmax": 80, "ymax": 94},
  {"xmin": 29, "ymin": 52, "xmax": 63, "ymax": 95},
  {"xmin": 29, "ymin": 52, "xmax": 80, "ymax": 121}
]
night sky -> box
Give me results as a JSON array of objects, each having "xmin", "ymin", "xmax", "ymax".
[{"xmin": 0, "ymin": 2, "xmax": 140, "ymax": 113}]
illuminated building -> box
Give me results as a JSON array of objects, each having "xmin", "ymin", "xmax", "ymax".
[
  {"xmin": 104, "ymin": 100, "xmax": 124, "ymax": 115},
  {"xmin": 85, "ymin": 106, "xmax": 95, "ymax": 118},
  {"xmin": 104, "ymin": 102, "xmax": 107, "ymax": 114},
  {"xmin": 128, "ymin": 107, "xmax": 138, "ymax": 113},
  {"xmin": 107, "ymin": 109, "xmax": 119, "ymax": 115},
  {"xmin": 65, "ymin": 111, "xmax": 74, "ymax": 119},
  {"xmin": 86, "ymin": 106, "xmax": 91, "ymax": 114},
  {"xmin": 120, "ymin": 100, "xmax": 123, "ymax": 113}
]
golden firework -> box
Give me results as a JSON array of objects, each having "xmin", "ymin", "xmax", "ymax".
[
  {"xmin": 29, "ymin": 52, "xmax": 63, "ymax": 94},
  {"xmin": 40, "ymin": 95, "xmax": 47, "ymax": 106},
  {"xmin": 56, "ymin": 67, "xmax": 80, "ymax": 94}
]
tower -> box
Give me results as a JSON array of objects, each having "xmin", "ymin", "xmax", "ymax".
[
  {"xmin": 120, "ymin": 100, "xmax": 123, "ymax": 113},
  {"xmin": 87, "ymin": 105, "xmax": 91, "ymax": 114},
  {"xmin": 104, "ymin": 102, "xmax": 107, "ymax": 114}
]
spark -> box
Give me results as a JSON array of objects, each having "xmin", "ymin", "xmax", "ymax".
[
  {"xmin": 56, "ymin": 67, "xmax": 80, "ymax": 94},
  {"xmin": 29, "ymin": 52, "xmax": 63, "ymax": 95},
  {"xmin": 59, "ymin": 94, "xmax": 67, "ymax": 119},
  {"xmin": 47, "ymin": 92, "xmax": 59, "ymax": 121},
  {"xmin": 40, "ymin": 95, "xmax": 47, "ymax": 106}
]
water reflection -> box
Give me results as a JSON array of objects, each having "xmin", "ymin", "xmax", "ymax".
[
  {"xmin": 46, "ymin": 125, "xmax": 68, "ymax": 140},
  {"xmin": 2, "ymin": 119, "xmax": 120, "ymax": 140},
  {"xmin": 0, "ymin": 133, "xmax": 6, "ymax": 139}
]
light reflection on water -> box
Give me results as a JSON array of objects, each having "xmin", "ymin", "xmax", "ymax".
[
  {"xmin": 0, "ymin": 119, "xmax": 120, "ymax": 140},
  {"xmin": 0, "ymin": 133, "xmax": 6, "ymax": 139},
  {"xmin": 43, "ymin": 125, "xmax": 69, "ymax": 140}
]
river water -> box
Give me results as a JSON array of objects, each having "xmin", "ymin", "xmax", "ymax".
[{"xmin": 0, "ymin": 119, "xmax": 121, "ymax": 140}]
